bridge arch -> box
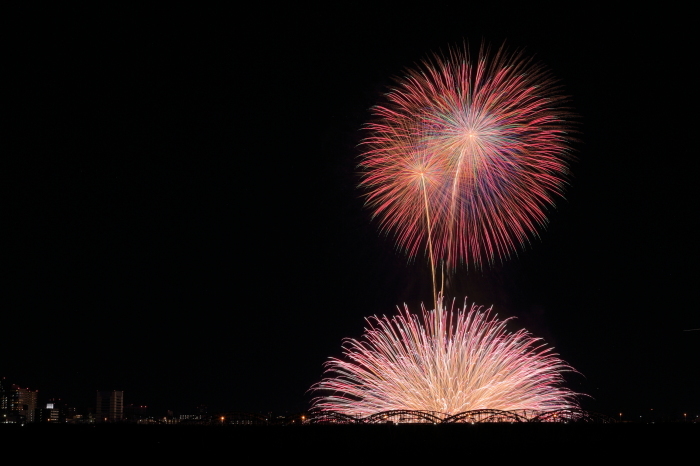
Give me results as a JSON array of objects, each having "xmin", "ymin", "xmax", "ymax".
[
  {"xmin": 444, "ymin": 409, "xmax": 528, "ymax": 424},
  {"xmin": 364, "ymin": 410, "xmax": 444, "ymax": 424}
]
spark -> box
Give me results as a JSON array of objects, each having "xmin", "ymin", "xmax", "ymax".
[
  {"xmin": 360, "ymin": 44, "xmax": 574, "ymax": 273},
  {"xmin": 311, "ymin": 296, "xmax": 579, "ymax": 417}
]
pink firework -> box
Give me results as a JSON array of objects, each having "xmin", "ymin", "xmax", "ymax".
[
  {"xmin": 360, "ymin": 45, "xmax": 574, "ymax": 271},
  {"xmin": 311, "ymin": 297, "xmax": 579, "ymax": 416}
]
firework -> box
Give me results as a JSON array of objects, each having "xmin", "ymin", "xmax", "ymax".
[
  {"xmin": 311, "ymin": 297, "xmax": 578, "ymax": 416},
  {"xmin": 360, "ymin": 45, "xmax": 574, "ymax": 273}
]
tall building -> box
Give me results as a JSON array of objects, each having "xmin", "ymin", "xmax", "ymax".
[
  {"xmin": 1, "ymin": 378, "xmax": 39, "ymax": 424},
  {"xmin": 15, "ymin": 387, "xmax": 38, "ymax": 423},
  {"xmin": 96, "ymin": 390, "xmax": 124, "ymax": 423},
  {"xmin": 0, "ymin": 377, "xmax": 9, "ymax": 422}
]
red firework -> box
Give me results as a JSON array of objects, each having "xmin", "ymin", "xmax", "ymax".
[{"xmin": 360, "ymin": 45, "xmax": 574, "ymax": 272}]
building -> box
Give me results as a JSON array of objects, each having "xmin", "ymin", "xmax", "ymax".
[
  {"xmin": 0, "ymin": 377, "xmax": 9, "ymax": 423},
  {"xmin": 96, "ymin": 390, "xmax": 124, "ymax": 423},
  {"xmin": 36, "ymin": 398, "xmax": 66, "ymax": 423},
  {"xmin": 124, "ymin": 403, "xmax": 148, "ymax": 422},
  {"xmin": 15, "ymin": 387, "xmax": 39, "ymax": 423},
  {"xmin": 1, "ymin": 378, "xmax": 39, "ymax": 424}
]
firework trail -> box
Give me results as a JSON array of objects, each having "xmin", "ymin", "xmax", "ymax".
[
  {"xmin": 311, "ymin": 44, "xmax": 580, "ymax": 416},
  {"xmin": 360, "ymin": 44, "xmax": 574, "ymax": 281},
  {"xmin": 311, "ymin": 297, "xmax": 579, "ymax": 416}
]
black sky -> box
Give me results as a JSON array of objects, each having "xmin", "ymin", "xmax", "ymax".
[{"xmin": 4, "ymin": 6, "xmax": 697, "ymax": 418}]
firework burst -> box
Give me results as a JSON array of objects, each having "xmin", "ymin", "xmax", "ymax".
[
  {"xmin": 311, "ymin": 297, "xmax": 579, "ymax": 416},
  {"xmin": 360, "ymin": 44, "xmax": 574, "ymax": 273}
]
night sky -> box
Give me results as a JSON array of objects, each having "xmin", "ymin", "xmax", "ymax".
[{"xmin": 5, "ymin": 6, "xmax": 697, "ymax": 418}]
